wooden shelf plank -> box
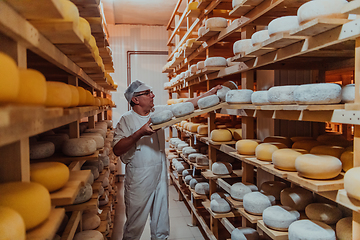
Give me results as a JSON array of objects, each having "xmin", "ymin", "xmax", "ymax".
[
  {"xmin": 228, "ymin": 152, "xmax": 256, "ymax": 162},
  {"xmin": 226, "ymin": 196, "xmax": 243, "ymax": 209},
  {"xmin": 187, "ymin": 9, "xmax": 202, "ymax": 18},
  {"xmin": 201, "ymin": 66, "xmax": 226, "ymax": 75},
  {"xmin": 4, "ymin": 0, "xmax": 64, "ymax": 19},
  {"xmin": 202, "ymin": 169, "xmax": 243, "ymax": 180},
  {"xmin": 40, "ymin": 151, "xmax": 99, "ymax": 165},
  {"xmin": 64, "ymin": 197, "xmax": 98, "ymax": 212},
  {"xmin": 229, "ymin": 4, "xmax": 254, "ymax": 17},
  {"xmin": 243, "ymin": 157, "xmax": 271, "ymax": 168},
  {"xmin": 202, "ymin": 200, "xmax": 242, "ymax": 219},
  {"xmin": 200, "ymin": 137, "xmax": 237, "ymax": 146},
  {"xmin": 238, "ymin": 207, "xmax": 262, "ymax": 224},
  {"xmin": 261, "ymin": 32, "xmax": 306, "ymax": 49},
  {"xmin": 290, "ymin": 18, "xmax": 350, "ymax": 37},
  {"xmin": 217, "ymin": 178, "xmax": 231, "ymax": 194},
  {"xmin": 336, "ymin": 189, "xmax": 360, "ymax": 213},
  {"xmin": 60, "ymin": 210, "xmax": 81, "ymax": 240},
  {"xmin": 257, "ymin": 220, "xmax": 288, "ymax": 240},
  {"xmin": 260, "ymin": 164, "xmax": 289, "ymax": 179},
  {"xmin": 246, "ymin": 45, "xmax": 276, "ymax": 56},
  {"xmin": 198, "ymin": 27, "xmax": 224, "ymax": 41},
  {"xmin": 341, "ymin": 0, "xmax": 360, "ymax": 14}
]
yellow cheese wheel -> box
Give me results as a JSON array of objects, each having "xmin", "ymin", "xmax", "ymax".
[
  {"xmin": 183, "ymin": 122, "xmax": 191, "ymax": 130},
  {"xmin": 180, "ymin": 121, "xmax": 188, "ymax": 128},
  {"xmin": 236, "ymin": 139, "xmax": 259, "ymax": 155},
  {"xmin": 256, "ymin": 142, "xmax": 286, "ymax": 161},
  {"xmin": 0, "ymin": 52, "xmax": 20, "ymax": 103},
  {"xmin": 68, "ymin": 85, "xmax": 80, "ymax": 107},
  {"xmin": 45, "ymin": 81, "xmax": 72, "ymax": 107},
  {"xmin": 340, "ymin": 150, "xmax": 353, "ymax": 172},
  {"xmin": 210, "ymin": 129, "xmax": 233, "ymax": 142},
  {"xmin": 295, "ymin": 154, "xmax": 342, "ymax": 179},
  {"xmin": 85, "ymin": 90, "xmax": 95, "ymax": 106},
  {"xmin": 197, "ymin": 124, "xmax": 208, "ymax": 135},
  {"xmin": 264, "ymin": 136, "xmax": 293, "ymax": 148},
  {"xmin": 292, "ymin": 140, "xmax": 321, "ymax": 152},
  {"xmin": 77, "ymin": 86, "xmax": 87, "ymax": 106},
  {"xmin": 0, "ymin": 206, "xmax": 26, "ymax": 240},
  {"xmin": 88, "ymin": 35, "xmax": 98, "ymax": 52},
  {"xmin": 59, "ymin": 0, "xmax": 80, "ymax": 26},
  {"xmin": 94, "ymin": 97, "xmax": 101, "ymax": 107},
  {"xmin": 0, "ymin": 182, "xmax": 51, "ymax": 230},
  {"xmin": 189, "ymin": 123, "xmax": 200, "ymax": 133},
  {"xmin": 78, "ymin": 17, "xmax": 91, "ymax": 43},
  {"xmin": 30, "ymin": 162, "xmax": 70, "ymax": 192},
  {"xmin": 232, "ymin": 129, "xmax": 242, "ymax": 140},
  {"xmin": 310, "ymin": 145, "xmax": 344, "ymax": 158},
  {"xmin": 15, "ymin": 68, "xmax": 47, "ymax": 105},
  {"xmin": 344, "ymin": 166, "xmax": 360, "ymax": 200},
  {"xmin": 187, "ymin": 2, "xmax": 199, "ymax": 11},
  {"xmin": 336, "ymin": 217, "xmax": 352, "ymax": 240},
  {"xmin": 272, "ymin": 148, "xmax": 306, "ymax": 171}
]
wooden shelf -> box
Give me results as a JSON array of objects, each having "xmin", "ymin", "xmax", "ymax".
[
  {"xmin": 226, "ymin": 196, "xmax": 243, "ymax": 209},
  {"xmin": 238, "ymin": 207, "xmax": 263, "ymax": 224},
  {"xmin": 202, "ymin": 169, "xmax": 243, "ymax": 180},
  {"xmin": 257, "ymin": 220, "xmax": 288, "ymax": 240},
  {"xmin": 290, "ymin": 18, "xmax": 350, "ymax": 37},
  {"xmin": 336, "ymin": 189, "xmax": 360, "ymax": 213},
  {"xmin": 199, "ymin": 137, "xmax": 237, "ymax": 146},
  {"xmin": 243, "ymin": 157, "xmax": 271, "ymax": 168},
  {"xmin": 60, "ymin": 210, "xmax": 81, "ymax": 240},
  {"xmin": 260, "ymin": 164, "xmax": 289, "ymax": 179},
  {"xmin": 63, "ymin": 197, "xmax": 98, "ymax": 212},
  {"xmin": 202, "ymin": 200, "xmax": 242, "ymax": 219}
]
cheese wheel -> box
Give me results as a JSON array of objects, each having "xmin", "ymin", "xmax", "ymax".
[
  {"xmin": 263, "ymin": 206, "xmax": 300, "ymax": 231},
  {"xmin": 295, "ymin": 154, "xmax": 342, "ymax": 179},
  {"xmin": 272, "ymin": 148, "xmax": 304, "ymax": 171},
  {"xmin": 73, "ymin": 230, "xmax": 103, "ymax": 240},
  {"xmin": 233, "ymin": 39, "xmax": 253, "ymax": 55},
  {"xmin": 0, "ymin": 182, "xmax": 51, "ymax": 230},
  {"xmin": 81, "ymin": 134, "xmax": 104, "ymax": 149},
  {"xmin": 226, "ymin": 89, "xmax": 253, "ymax": 103},
  {"xmin": 190, "ymin": 64, "xmax": 197, "ymax": 74},
  {"xmin": 45, "ymin": 81, "xmax": 72, "ymax": 107},
  {"xmin": 336, "ymin": 217, "xmax": 352, "ymax": 240},
  {"xmin": 204, "ymin": 57, "xmax": 227, "ymax": 67},
  {"xmin": 288, "ymin": 220, "xmax": 336, "ymax": 240},
  {"xmin": 74, "ymin": 183, "xmax": 93, "ymax": 204},
  {"xmin": 30, "ymin": 141, "xmax": 55, "ymax": 159},
  {"xmin": 231, "ymin": 227, "xmax": 259, "ymax": 240},
  {"xmin": 310, "ymin": 145, "xmax": 344, "ymax": 158},
  {"xmin": 188, "ymin": 153, "xmax": 203, "ymax": 163},
  {"xmin": 340, "ymin": 150, "xmax": 353, "ymax": 172},
  {"xmin": 77, "ymin": 87, "xmax": 87, "ymax": 106},
  {"xmin": 290, "ymin": 136, "xmax": 314, "ymax": 142},
  {"xmin": 305, "ymin": 203, "xmax": 342, "ymax": 225},
  {"xmin": 85, "ymin": 128, "xmax": 106, "ymax": 138},
  {"xmin": 251, "ymin": 30, "xmax": 270, "ymax": 46},
  {"xmin": 189, "ymin": 123, "xmax": 200, "ymax": 133},
  {"xmin": 236, "ymin": 139, "xmax": 259, "ymax": 155},
  {"xmin": 210, "ymin": 198, "xmax": 231, "ymax": 213},
  {"xmin": 344, "ymin": 167, "xmax": 360, "ymax": 200},
  {"xmin": 217, "ymin": 86, "xmax": 231, "ymax": 102},
  {"xmin": 264, "ymin": 136, "xmax": 293, "ymax": 148},
  {"xmin": 205, "ymin": 17, "xmax": 228, "ymax": 29},
  {"xmin": 82, "ymin": 213, "xmax": 101, "ymax": 230},
  {"xmin": 85, "ymin": 90, "xmax": 94, "ymax": 106},
  {"xmin": 182, "ymin": 147, "xmax": 197, "ymax": 157},
  {"xmin": 197, "ymin": 61, "xmax": 205, "ymax": 70},
  {"xmin": 227, "ymin": 58, "xmax": 238, "ymax": 67},
  {"xmin": 184, "ymin": 175, "xmax": 193, "ymax": 184},
  {"xmin": 78, "ymin": 17, "xmax": 91, "ymax": 42},
  {"xmin": 211, "ymin": 129, "xmax": 233, "ymax": 142},
  {"xmin": 30, "ymin": 162, "xmax": 69, "ymax": 192},
  {"xmin": 177, "ymin": 143, "xmax": 189, "ymax": 150},
  {"xmin": 82, "ymin": 165, "xmax": 99, "ymax": 179},
  {"xmin": 231, "ymin": 129, "xmax": 242, "ymax": 140},
  {"xmin": 251, "ymin": 90, "xmax": 270, "ymax": 105},
  {"xmin": 59, "ymin": 0, "xmax": 80, "ymax": 25},
  {"xmin": 195, "ymin": 182, "xmax": 209, "ymax": 195},
  {"xmin": 196, "ymin": 155, "xmax": 209, "ymax": 166},
  {"xmin": 243, "ymin": 192, "xmax": 272, "ymax": 215},
  {"xmin": 255, "ymin": 142, "xmax": 286, "ymax": 161},
  {"xmin": 0, "ymin": 52, "xmax": 20, "ymax": 103},
  {"xmin": 260, "ymin": 181, "xmax": 287, "ymax": 200},
  {"xmin": 212, "ymin": 162, "xmax": 232, "ymax": 175},
  {"xmin": 297, "ymin": 0, "xmax": 348, "ymax": 24},
  {"xmin": 16, "ymin": 69, "xmax": 47, "ymax": 105},
  {"xmin": 182, "ymin": 169, "xmax": 191, "ymax": 177},
  {"xmin": 341, "ymin": 84, "xmax": 355, "ymax": 103},
  {"xmin": 230, "ymin": 183, "xmax": 252, "ymax": 201},
  {"xmin": 171, "ymin": 102, "xmax": 195, "ymax": 117},
  {"xmin": 68, "ymin": 85, "xmax": 80, "ymax": 107},
  {"xmin": 232, "ymin": 0, "xmax": 243, "ymax": 8},
  {"xmin": 186, "ymin": 38, "xmax": 197, "ymax": 47},
  {"xmin": 41, "ymin": 133, "xmax": 69, "ymax": 152},
  {"xmin": 268, "ymin": 85, "xmax": 298, "ymax": 104},
  {"xmin": 198, "ymin": 95, "xmax": 220, "ymax": 109},
  {"xmin": 292, "ymin": 140, "xmax": 321, "ymax": 152},
  {"xmin": 150, "ymin": 110, "xmax": 173, "ymax": 124},
  {"xmin": 0, "ymin": 206, "xmax": 26, "ymax": 240},
  {"xmin": 211, "ymin": 192, "xmax": 230, "ymax": 200},
  {"xmin": 198, "ymin": 26, "xmax": 206, "ymax": 37},
  {"xmin": 62, "ymin": 138, "xmax": 97, "ymax": 157},
  {"xmin": 268, "ymin": 16, "xmax": 300, "ymax": 36},
  {"xmin": 294, "ymin": 83, "xmax": 342, "ymax": 105},
  {"xmin": 190, "ymin": 178, "xmax": 204, "ymax": 189},
  {"xmin": 316, "ymin": 133, "xmax": 351, "ymax": 147},
  {"xmin": 280, "ymin": 187, "xmax": 313, "ymax": 211}
]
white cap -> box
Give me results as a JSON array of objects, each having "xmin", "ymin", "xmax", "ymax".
[{"xmin": 124, "ymin": 80, "xmax": 152, "ymax": 103}]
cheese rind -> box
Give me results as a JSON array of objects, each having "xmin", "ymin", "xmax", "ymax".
[
  {"xmin": 74, "ymin": 183, "xmax": 93, "ymax": 204},
  {"xmin": 82, "ymin": 213, "xmax": 101, "ymax": 230},
  {"xmin": 30, "ymin": 141, "xmax": 55, "ymax": 159},
  {"xmin": 198, "ymin": 95, "xmax": 220, "ymax": 109},
  {"xmin": 197, "ymin": 61, "xmax": 205, "ymax": 70},
  {"xmin": 195, "ymin": 182, "xmax": 209, "ymax": 195},
  {"xmin": 62, "ymin": 138, "xmax": 97, "ymax": 157},
  {"xmin": 73, "ymin": 230, "xmax": 103, "ymax": 240},
  {"xmin": 264, "ymin": 136, "xmax": 292, "ymax": 148},
  {"xmin": 340, "ymin": 150, "xmax": 353, "ymax": 172},
  {"xmin": 341, "ymin": 84, "xmax": 355, "ymax": 103},
  {"xmin": 16, "ymin": 69, "xmax": 47, "ymax": 105},
  {"xmin": 171, "ymin": 102, "xmax": 195, "ymax": 117},
  {"xmin": 268, "ymin": 16, "xmax": 299, "ymax": 36},
  {"xmin": 226, "ymin": 89, "xmax": 253, "ymax": 104},
  {"xmin": 251, "ymin": 30, "xmax": 270, "ymax": 46},
  {"xmin": 231, "ymin": 227, "xmax": 259, "ymax": 240},
  {"xmin": 236, "ymin": 139, "xmax": 259, "ymax": 155},
  {"xmin": 0, "ymin": 206, "xmax": 26, "ymax": 240},
  {"xmin": 211, "ymin": 129, "xmax": 233, "ymax": 142},
  {"xmin": 45, "ymin": 81, "xmax": 72, "ymax": 107},
  {"xmin": 344, "ymin": 167, "xmax": 360, "ymax": 201},
  {"xmin": 212, "ymin": 162, "xmax": 232, "ymax": 175},
  {"xmin": 292, "ymin": 140, "xmax": 321, "ymax": 152},
  {"xmin": 196, "ymin": 155, "xmax": 209, "ymax": 166},
  {"xmin": 255, "ymin": 143, "xmax": 286, "ymax": 161},
  {"xmin": 0, "ymin": 52, "xmax": 20, "ymax": 103},
  {"xmin": 336, "ymin": 217, "xmax": 352, "ymax": 240},
  {"xmin": 260, "ymin": 181, "xmax": 287, "ymax": 200},
  {"xmin": 310, "ymin": 145, "xmax": 344, "ymax": 158},
  {"xmin": 272, "ymin": 148, "xmax": 303, "ymax": 171},
  {"xmin": 294, "ymin": 83, "xmax": 342, "ymax": 105},
  {"xmin": 150, "ymin": 110, "xmax": 173, "ymax": 124},
  {"xmin": 233, "ymin": 39, "xmax": 253, "ymax": 55},
  {"xmin": 204, "ymin": 57, "xmax": 227, "ymax": 67},
  {"xmin": 251, "ymin": 90, "xmax": 269, "ymax": 105},
  {"xmin": 198, "ymin": 26, "xmax": 206, "ymax": 37},
  {"xmin": 210, "ymin": 198, "xmax": 231, "ymax": 213},
  {"xmin": 288, "ymin": 220, "xmax": 336, "ymax": 240},
  {"xmin": 243, "ymin": 192, "xmax": 272, "ymax": 215},
  {"xmin": 305, "ymin": 203, "xmax": 342, "ymax": 225},
  {"xmin": 230, "ymin": 182, "xmax": 252, "ymax": 201},
  {"xmin": 268, "ymin": 85, "xmax": 298, "ymax": 104},
  {"xmin": 295, "ymin": 154, "xmax": 342, "ymax": 179},
  {"xmin": 205, "ymin": 17, "xmax": 228, "ymax": 29},
  {"xmin": 263, "ymin": 206, "xmax": 300, "ymax": 231},
  {"xmin": 217, "ymin": 86, "xmax": 231, "ymax": 102},
  {"xmin": 280, "ymin": 187, "xmax": 313, "ymax": 211}
]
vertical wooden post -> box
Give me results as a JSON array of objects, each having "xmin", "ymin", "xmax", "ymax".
[
  {"xmin": 69, "ymin": 121, "xmax": 80, "ymax": 139},
  {"xmin": 88, "ymin": 116, "xmax": 95, "ymax": 129},
  {"xmin": 210, "ymin": 217, "xmax": 219, "ymax": 239},
  {"xmin": 175, "ymin": 13, "xmax": 181, "ymax": 47},
  {"xmin": 354, "ymin": 212, "xmax": 360, "ymax": 240}
]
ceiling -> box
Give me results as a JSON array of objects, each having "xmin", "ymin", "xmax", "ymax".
[{"xmin": 102, "ymin": 0, "xmax": 187, "ymax": 26}]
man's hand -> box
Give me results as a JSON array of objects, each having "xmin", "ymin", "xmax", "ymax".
[
  {"xmin": 208, "ymin": 85, "xmax": 223, "ymax": 95},
  {"xmin": 139, "ymin": 119, "xmax": 157, "ymax": 136}
]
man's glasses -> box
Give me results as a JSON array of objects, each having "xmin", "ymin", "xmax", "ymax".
[{"xmin": 134, "ymin": 90, "xmax": 153, "ymax": 97}]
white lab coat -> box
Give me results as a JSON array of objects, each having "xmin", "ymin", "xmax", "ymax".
[{"xmin": 113, "ymin": 106, "xmax": 170, "ymax": 240}]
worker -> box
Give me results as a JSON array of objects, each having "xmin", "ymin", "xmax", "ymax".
[{"xmin": 113, "ymin": 80, "xmax": 221, "ymax": 240}]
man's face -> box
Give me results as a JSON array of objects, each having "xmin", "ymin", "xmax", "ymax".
[{"xmin": 133, "ymin": 89, "xmax": 155, "ymax": 108}]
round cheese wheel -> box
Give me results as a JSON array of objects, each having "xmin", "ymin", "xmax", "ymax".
[
  {"xmin": 30, "ymin": 162, "xmax": 69, "ymax": 192},
  {"xmin": 230, "ymin": 129, "xmax": 242, "ymax": 140},
  {"xmin": 205, "ymin": 17, "xmax": 228, "ymax": 29},
  {"xmin": 243, "ymin": 192, "xmax": 272, "ymax": 215},
  {"xmin": 78, "ymin": 17, "xmax": 91, "ymax": 42},
  {"xmin": 290, "ymin": 136, "xmax": 314, "ymax": 142},
  {"xmin": 294, "ymin": 83, "xmax": 342, "ymax": 105},
  {"xmin": 316, "ymin": 133, "xmax": 351, "ymax": 148},
  {"xmin": 297, "ymin": 0, "xmax": 348, "ymax": 24},
  {"xmin": 211, "ymin": 192, "xmax": 230, "ymax": 200},
  {"xmin": 263, "ymin": 206, "xmax": 300, "ymax": 231},
  {"xmin": 272, "ymin": 148, "xmax": 304, "ymax": 171},
  {"xmin": 268, "ymin": 16, "xmax": 300, "ymax": 36},
  {"xmin": 232, "ymin": 0, "xmax": 243, "ymax": 8},
  {"xmin": 188, "ymin": 153, "xmax": 204, "ymax": 163},
  {"xmin": 230, "ymin": 182, "xmax": 252, "ymax": 201},
  {"xmin": 81, "ymin": 134, "xmax": 104, "ymax": 149},
  {"xmin": 184, "ymin": 175, "xmax": 193, "ymax": 184},
  {"xmin": 264, "ymin": 136, "xmax": 293, "ymax": 148},
  {"xmin": 340, "ymin": 150, "xmax": 353, "ymax": 172},
  {"xmin": 84, "ymin": 90, "xmax": 95, "ymax": 106},
  {"xmin": 212, "ymin": 162, "xmax": 232, "ymax": 175},
  {"xmin": 15, "ymin": 69, "xmax": 46, "ymax": 105},
  {"xmin": 68, "ymin": 85, "xmax": 79, "ymax": 107},
  {"xmin": 190, "ymin": 64, "xmax": 197, "ymax": 74},
  {"xmin": 197, "ymin": 125, "xmax": 208, "ymax": 135},
  {"xmin": 233, "ymin": 39, "xmax": 253, "ymax": 55},
  {"xmin": 268, "ymin": 85, "xmax": 298, "ymax": 104},
  {"xmin": 0, "ymin": 52, "xmax": 20, "ymax": 103},
  {"xmin": 336, "ymin": 217, "xmax": 352, "ymax": 240},
  {"xmin": 236, "ymin": 139, "xmax": 259, "ymax": 155},
  {"xmin": 198, "ymin": 95, "xmax": 220, "ymax": 109},
  {"xmin": 30, "ymin": 140, "xmax": 55, "ymax": 160},
  {"xmin": 182, "ymin": 169, "xmax": 191, "ymax": 177},
  {"xmin": 150, "ymin": 110, "xmax": 173, "ymax": 125},
  {"xmin": 204, "ymin": 57, "xmax": 227, "ymax": 67},
  {"xmin": 177, "ymin": 143, "xmax": 189, "ymax": 151},
  {"xmin": 82, "ymin": 213, "xmax": 101, "ymax": 230},
  {"xmin": 73, "ymin": 230, "xmax": 103, "ymax": 240},
  {"xmin": 196, "ymin": 155, "xmax": 209, "ymax": 166},
  {"xmin": 292, "ymin": 140, "xmax": 321, "ymax": 152},
  {"xmin": 231, "ymin": 227, "xmax": 259, "ymax": 240},
  {"xmin": 59, "ymin": 0, "xmax": 80, "ymax": 25},
  {"xmin": 210, "ymin": 198, "xmax": 231, "ymax": 213},
  {"xmin": 82, "ymin": 165, "xmax": 99, "ymax": 179},
  {"xmin": 255, "ymin": 142, "xmax": 286, "ymax": 161},
  {"xmin": 74, "ymin": 183, "xmax": 93, "ymax": 204},
  {"xmin": 45, "ymin": 81, "xmax": 72, "ymax": 107},
  {"xmin": 344, "ymin": 167, "xmax": 360, "ymax": 200},
  {"xmin": 251, "ymin": 90, "xmax": 270, "ymax": 105},
  {"xmin": 280, "ymin": 187, "xmax": 313, "ymax": 211},
  {"xmin": 171, "ymin": 102, "xmax": 195, "ymax": 117},
  {"xmin": 288, "ymin": 220, "xmax": 336, "ymax": 240},
  {"xmin": 341, "ymin": 84, "xmax": 355, "ymax": 103},
  {"xmin": 183, "ymin": 147, "xmax": 197, "ymax": 157},
  {"xmin": 217, "ymin": 86, "xmax": 231, "ymax": 102},
  {"xmin": 226, "ymin": 89, "xmax": 253, "ymax": 104},
  {"xmin": 62, "ymin": 138, "xmax": 97, "ymax": 157},
  {"xmin": 197, "ymin": 61, "xmax": 205, "ymax": 70},
  {"xmin": 305, "ymin": 203, "xmax": 342, "ymax": 225},
  {"xmin": 169, "ymin": 138, "xmax": 181, "ymax": 145},
  {"xmin": 198, "ymin": 26, "xmax": 206, "ymax": 37},
  {"xmin": 190, "ymin": 178, "xmax": 204, "ymax": 189},
  {"xmin": 0, "ymin": 206, "xmax": 26, "ymax": 240},
  {"xmin": 189, "ymin": 123, "xmax": 200, "ymax": 133},
  {"xmin": 195, "ymin": 182, "xmax": 209, "ymax": 195},
  {"xmin": 85, "ymin": 128, "xmax": 106, "ymax": 139},
  {"xmin": 251, "ymin": 30, "xmax": 270, "ymax": 46},
  {"xmin": 260, "ymin": 181, "xmax": 287, "ymax": 200},
  {"xmin": 310, "ymin": 145, "xmax": 344, "ymax": 158},
  {"xmin": 211, "ymin": 129, "xmax": 233, "ymax": 142},
  {"xmin": 295, "ymin": 154, "xmax": 342, "ymax": 179},
  {"xmin": 41, "ymin": 133, "xmax": 69, "ymax": 152},
  {"xmin": 0, "ymin": 182, "xmax": 51, "ymax": 230}
]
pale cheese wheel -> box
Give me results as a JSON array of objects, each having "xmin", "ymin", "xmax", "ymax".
[
  {"xmin": 62, "ymin": 138, "xmax": 97, "ymax": 157},
  {"xmin": 205, "ymin": 17, "xmax": 228, "ymax": 29},
  {"xmin": 30, "ymin": 162, "xmax": 69, "ymax": 192},
  {"xmin": 217, "ymin": 86, "xmax": 231, "ymax": 102},
  {"xmin": 297, "ymin": 0, "xmax": 348, "ymax": 24},
  {"xmin": 102, "ymin": 177, "xmax": 109, "ymax": 187},
  {"xmin": 0, "ymin": 52, "xmax": 20, "ymax": 103},
  {"xmin": 41, "ymin": 133, "xmax": 69, "ymax": 152},
  {"xmin": 196, "ymin": 155, "xmax": 209, "ymax": 166},
  {"xmin": 305, "ymin": 203, "xmax": 342, "ymax": 225},
  {"xmin": 292, "ymin": 140, "xmax": 321, "ymax": 152},
  {"xmin": 268, "ymin": 85, "xmax": 298, "ymax": 104},
  {"xmin": 236, "ymin": 139, "xmax": 259, "ymax": 155},
  {"xmin": 336, "ymin": 217, "xmax": 352, "ymax": 240},
  {"xmin": 82, "ymin": 213, "xmax": 101, "ymax": 230},
  {"xmin": 344, "ymin": 167, "xmax": 360, "ymax": 200},
  {"xmin": 294, "ymin": 83, "xmax": 342, "ymax": 105},
  {"xmin": 195, "ymin": 182, "xmax": 209, "ymax": 195},
  {"xmin": 182, "ymin": 147, "xmax": 197, "ymax": 157},
  {"xmin": 263, "ymin": 206, "xmax": 300, "ymax": 231},
  {"xmin": 171, "ymin": 102, "xmax": 195, "ymax": 117},
  {"xmin": 73, "ymin": 230, "xmax": 103, "ymax": 240},
  {"xmin": 231, "ymin": 227, "xmax": 259, "ymax": 240},
  {"xmin": 150, "ymin": 110, "xmax": 173, "ymax": 124},
  {"xmin": 341, "ymin": 84, "xmax": 355, "ymax": 103},
  {"xmin": 81, "ymin": 134, "xmax": 104, "ymax": 149},
  {"xmin": 197, "ymin": 61, "xmax": 205, "ymax": 70},
  {"xmin": 0, "ymin": 182, "xmax": 51, "ymax": 230},
  {"xmin": 16, "ymin": 69, "xmax": 47, "ymax": 105},
  {"xmin": 212, "ymin": 162, "xmax": 232, "ymax": 175},
  {"xmin": 310, "ymin": 145, "xmax": 344, "ymax": 158},
  {"xmin": 204, "ymin": 57, "xmax": 227, "ymax": 67},
  {"xmin": 268, "ymin": 16, "xmax": 300, "ymax": 36},
  {"xmin": 198, "ymin": 95, "xmax": 220, "ymax": 109},
  {"xmin": 233, "ymin": 39, "xmax": 253, "ymax": 55},
  {"xmin": 177, "ymin": 143, "xmax": 189, "ymax": 150},
  {"xmin": 272, "ymin": 148, "xmax": 304, "ymax": 171},
  {"xmin": 295, "ymin": 154, "xmax": 342, "ymax": 179},
  {"xmin": 190, "ymin": 178, "xmax": 203, "ymax": 189},
  {"xmin": 264, "ymin": 136, "xmax": 293, "ymax": 148},
  {"xmin": 211, "ymin": 192, "xmax": 230, "ymax": 200},
  {"xmin": 232, "ymin": 0, "xmax": 243, "ymax": 9},
  {"xmin": 255, "ymin": 142, "xmax": 286, "ymax": 161},
  {"xmin": 260, "ymin": 181, "xmax": 287, "ymax": 200},
  {"xmin": 232, "ymin": 129, "xmax": 242, "ymax": 140},
  {"xmin": 230, "ymin": 183, "xmax": 252, "ymax": 201},
  {"xmin": 211, "ymin": 129, "xmax": 233, "ymax": 142},
  {"xmin": 243, "ymin": 192, "xmax": 272, "ymax": 215},
  {"xmin": 210, "ymin": 198, "xmax": 231, "ymax": 213},
  {"xmin": 251, "ymin": 30, "xmax": 270, "ymax": 46},
  {"xmin": 184, "ymin": 175, "xmax": 193, "ymax": 184},
  {"xmin": 251, "ymin": 90, "xmax": 270, "ymax": 105},
  {"xmin": 188, "ymin": 153, "xmax": 204, "ymax": 163},
  {"xmin": 340, "ymin": 150, "xmax": 353, "ymax": 172},
  {"xmin": 190, "ymin": 64, "xmax": 197, "ymax": 74},
  {"xmin": 85, "ymin": 128, "xmax": 106, "ymax": 139},
  {"xmin": 169, "ymin": 138, "xmax": 181, "ymax": 145},
  {"xmin": 182, "ymin": 169, "xmax": 192, "ymax": 177},
  {"xmin": 280, "ymin": 187, "xmax": 313, "ymax": 211},
  {"xmin": 197, "ymin": 124, "xmax": 208, "ymax": 135},
  {"xmin": 30, "ymin": 141, "xmax": 55, "ymax": 159},
  {"xmin": 45, "ymin": 81, "xmax": 72, "ymax": 107},
  {"xmin": 81, "ymin": 165, "xmax": 99, "ymax": 179},
  {"xmin": 74, "ymin": 183, "xmax": 93, "ymax": 204},
  {"xmin": 226, "ymin": 89, "xmax": 253, "ymax": 104},
  {"xmin": 189, "ymin": 123, "xmax": 200, "ymax": 133},
  {"xmin": 78, "ymin": 17, "xmax": 91, "ymax": 42},
  {"xmin": 198, "ymin": 26, "xmax": 206, "ymax": 37},
  {"xmin": 288, "ymin": 220, "xmax": 336, "ymax": 240},
  {"xmin": 0, "ymin": 206, "xmax": 26, "ymax": 240}
]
